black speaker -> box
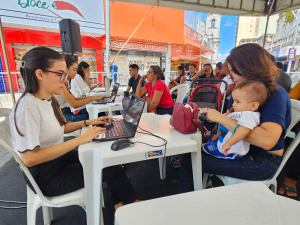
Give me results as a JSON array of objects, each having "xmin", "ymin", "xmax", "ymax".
[{"xmin": 59, "ymin": 19, "xmax": 82, "ymax": 55}]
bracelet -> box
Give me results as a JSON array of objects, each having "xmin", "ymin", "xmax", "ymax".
[
  {"xmin": 84, "ymin": 120, "xmax": 88, "ymax": 126},
  {"xmin": 232, "ymin": 124, "xmax": 239, "ymax": 135}
]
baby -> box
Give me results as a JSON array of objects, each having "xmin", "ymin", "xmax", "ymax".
[{"xmin": 202, "ymin": 80, "xmax": 269, "ymax": 160}]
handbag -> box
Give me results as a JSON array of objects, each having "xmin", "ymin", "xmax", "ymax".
[{"xmin": 170, "ymin": 102, "xmax": 210, "ymax": 138}]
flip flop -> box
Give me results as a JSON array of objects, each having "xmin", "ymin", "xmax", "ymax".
[{"xmin": 281, "ymin": 184, "xmax": 298, "ymax": 198}]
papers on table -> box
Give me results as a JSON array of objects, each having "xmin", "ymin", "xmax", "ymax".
[{"xmin": 106, "ymin": 103, "xmax": 121, "ymax": 107}]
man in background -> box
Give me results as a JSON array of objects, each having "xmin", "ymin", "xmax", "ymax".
[
  {"xmin": 215, "ymin": 62, "xmax": 225, "ymax": 80},
  {"xmin": 270, "ymin": 55, "xmax": 291, "ymax": 93},
  {"xmin": 127, "ymin": 64, "xmax": 145, "ymax": 94}
]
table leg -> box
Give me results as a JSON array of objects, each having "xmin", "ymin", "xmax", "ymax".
[
  {"xmin": 79, "ymin": 151, "xmax": 103, "ymax": 225},
  {"xmin": 158, "ymin": 158, "xmax": 166, "ymax": 180},
  {"xmin": 191, "ymin": 133, "xmax": 202, "ymax": 191}
]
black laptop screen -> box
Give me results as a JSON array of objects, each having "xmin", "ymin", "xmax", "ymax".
[
  {"xmin": 124, "ymin": 95, "xmax": 145, "ymax": 132},
  {"xmin": 111, "ymin": 83, "xmax": 119, "ymax": 96}
]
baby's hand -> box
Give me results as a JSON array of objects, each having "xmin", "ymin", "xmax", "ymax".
[
  {"xmin": 211, "ymin": 132, "xmax": 221, "ymax": 142},
  {"xmin": 222, "ymin": 144, "xmax": 231, "ymax": 156}
]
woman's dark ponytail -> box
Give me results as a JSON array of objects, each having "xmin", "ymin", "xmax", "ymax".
[{"xmin": 14, "ymin": 47, "xmax": 67, "ymax": 136}]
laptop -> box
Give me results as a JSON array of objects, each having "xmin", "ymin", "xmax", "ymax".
[
  {"xmin": 92, "ymin": 83, "xmax": 120, "ymax": 104},
  {"xmin": 93, "ymin": 94, "xmax": 146, "ymax": 141}
]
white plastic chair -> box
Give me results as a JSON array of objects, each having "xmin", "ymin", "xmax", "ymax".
[
  {"xmin": 203, "ymin": 99, "xmax": 300, "ymax": 192},
  {"xmin": 0, "ymin": 108, "xmax": 88, "ymax": 225},
  {"xmin": 169, "ymin": 84, "xmax": 190, "ymax": 104}
]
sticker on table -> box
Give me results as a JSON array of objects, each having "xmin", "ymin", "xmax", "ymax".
[{"xmin": 145, "ymin": 150, "xmax": 163, "ymax": 158}]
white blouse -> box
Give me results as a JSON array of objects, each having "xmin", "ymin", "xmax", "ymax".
[
  {"xmin": 70, "ymin": 74, "xmax": 90, "ymax": 97},
  {"xmin": 9, "ymin": 93, "xmax": 64, "ymax": 157}
]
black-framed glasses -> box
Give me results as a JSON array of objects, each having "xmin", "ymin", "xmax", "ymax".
[{"xmin": 43, "ymin": 70, "xmax": 68, "ymax": 82}]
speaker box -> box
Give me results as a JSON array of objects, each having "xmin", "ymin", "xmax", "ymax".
[{"xmin": 59, "ymin": 19, "xmax": 82, "ymax": 55}]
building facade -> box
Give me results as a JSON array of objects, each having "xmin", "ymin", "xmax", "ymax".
[{"xmin": 206, "ymin": 14, "xmax": 221, "ymax": 62}]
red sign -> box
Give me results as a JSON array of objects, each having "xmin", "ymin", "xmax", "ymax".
[
  {"xmin": 184, "ymin": 25, "xmax": 203, "ymax": 47},
  {"xmin": 111, "ymin": 41, "xmax": 168, "ymax": 52}
]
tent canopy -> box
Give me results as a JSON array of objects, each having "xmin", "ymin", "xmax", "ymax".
[{"xmin": 117, "ymin": 0, "xmax": 300, "ymax": 16}]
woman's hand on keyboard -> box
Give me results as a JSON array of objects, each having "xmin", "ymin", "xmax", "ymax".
[
  {"xmin": 79, "ymin": 126, "xmax": 105, "ymax": 144},
  {"xmin": 92, "ymin": 95, "xmax": 106, "ymax": 101},
  {"xmin": 88, "ymin": 116, "xmax": 113, "ymax": 126}
]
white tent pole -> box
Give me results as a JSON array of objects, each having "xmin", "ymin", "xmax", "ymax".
[
  {"xmin": 0, "ymin": 16, "xmax": 15, "ymax": 105},
  {"xmin": 287, "ymin": 11, "xmax": 299, "ymax": 74},
  {"xmin": 105, "ymin": 0, "xmax": 111, "ymax": 93}
]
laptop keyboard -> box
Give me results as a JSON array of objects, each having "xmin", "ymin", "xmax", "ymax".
[{"xmin": 106, "ymin": 120, "xmax": 131, "ymax": 138}]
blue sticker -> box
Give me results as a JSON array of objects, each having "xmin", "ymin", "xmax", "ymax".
[{"xmin": 145, "ymin": 150, "xmax": 163, "ymax": 158}]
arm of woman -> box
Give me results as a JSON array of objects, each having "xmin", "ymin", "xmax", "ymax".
[
  {"xmin": 136, "ymin": 75, "xmax": 148, "ymax": 97},
  {"xmin": 20, "ymin": 126, "xmax": 105, "ymax": 167},
  {"xmin": 61, "ymin": 86, "xmax": 103, "ymax": 109},
  {"xmin": 206, "ymin": 110, "xmax": 282, "ymax": 150},
  {"xmin": 226, "ymin": 83, "xmax": 234, "ymax": 97},
  {"xmin": 64, "ymin": 116, "xmax": 112, "ymax": 134},
  {"xmin": 148, "ymin": 91, "xmax": 163, "ymax": 111},
  {"xmin": 180, "ymin": 75, "xmax": 187, "ymax": 84},
  {"xmin": 192, "ymin": 70, "xmax": 202, "ymax": 81}
]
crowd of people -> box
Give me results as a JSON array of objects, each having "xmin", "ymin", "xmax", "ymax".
[{"xmin": 8, "ymin": 42, "xmax": 300, "ymax": 215}]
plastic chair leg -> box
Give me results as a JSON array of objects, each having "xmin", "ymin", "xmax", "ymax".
[
  {"xmin": 158, "ymin": 158, "xmax": 166, "ymax": 180},
  {"xmin": 202, "ymin": 173, "xmax": 209, "ymax": 189},
  {"xmin": 42, "ymin": 206, "xmax": 53, "ymax": 225},
  {"xmin": 27, "ymin": 188, "xmax": 41, "ymax": 225}
]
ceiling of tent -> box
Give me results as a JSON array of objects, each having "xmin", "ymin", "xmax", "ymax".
[{"xmin": 116, "ymin": 0, "xmax": 300, "ymax": 16}]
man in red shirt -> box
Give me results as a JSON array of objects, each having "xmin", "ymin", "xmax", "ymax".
[{"xmin": 215, "ymin": 62, "xmax": 225, "ymax": 80}]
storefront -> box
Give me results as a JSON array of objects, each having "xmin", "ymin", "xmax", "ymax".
[
  {"xmin": 0, "ymin": 27, "xmax": 104, "ymax": 91},
  {"xmin": 170, "ymin": 25, "xmax": 214, "ymax": 72},
  {"xmin": 108, "ymin": 39, "xmax": 169, "ymax": 74},
  {"xmin": 270, "ymin": 46, "xmax": 300, "ymax": 72}
]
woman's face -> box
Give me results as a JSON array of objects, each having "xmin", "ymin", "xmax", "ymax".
[
  {"xmin": 203, "ymin": 65, "xmax": 212, "ymax": 76},
  {"xmin": 177, "ymin": 68, "xmax": 183, "ymax": 75},
  {"xmin": 82, "ymin": 66, "xmax": 90, "ymax": 75},
  {"xmin": 147, "ymin": 67, "xmax": 157, "ymax": 82},
  {"xmin": 39, "ymin": 59, "xmax": 67, "ymax": 95},
  {"xmin": 66, "ymin": 63, "xmax": 78, "ymax": 79},
  {"xmin": 228, "ymin": 63, "xmax": 247, "ymax": 85}
]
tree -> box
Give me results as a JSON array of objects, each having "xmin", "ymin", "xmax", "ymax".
[{"xmin": 285, "ymin": 11, "xmax": 295, "ymax": 23}]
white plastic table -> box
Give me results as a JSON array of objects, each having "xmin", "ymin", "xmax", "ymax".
[
  {"xmin": 115, "ymin": 182, "xmax": 300, "ymax": 225},
  {"xmin": 85, "ymin": 97, "xmax": 123, "ymax": 119},
  {"xmin": 78, "ymin": 113, "xmax": 202, "ymax": 225}
]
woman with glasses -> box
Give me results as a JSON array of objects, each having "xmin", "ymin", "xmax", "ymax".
[
  {"xmin": 136, "ymin": 65, "xmax": 174, "ymax": 115},
  {"xmin": 9, "ymin": 47, "xmax": 139, "ymax": 209},
  {"xmin": 55, "ymin": 56, "xmax": 105, "ymax": 122}
]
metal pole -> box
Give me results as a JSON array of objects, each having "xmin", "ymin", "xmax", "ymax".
[
  {"xmin": 105, "ymin": 0, "xmax": 111, "ymax": 93},
  {"xmin": 263, "ymin": 13, "xmax": 270, "ymax": 47},
  {"xmin": 0, "ymin": 16, "xmax": 15, "ymax": 105},
  {"xmin": 199, "ymin": 49, "xmax": 202, "ymax": 70},
  {"xmin": 287, "ymin": 11, "xmax": 299, "ymax": 74}
]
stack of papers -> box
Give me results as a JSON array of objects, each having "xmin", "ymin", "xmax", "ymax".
[
  {"xmin": 93, "ymin": 87, "xmax": 106, "ymax": 92},
  {"xmin": 106, "ymin": 103, "xmax": 121, "ymax": 106}
]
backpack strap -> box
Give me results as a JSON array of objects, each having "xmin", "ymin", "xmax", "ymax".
[{"xmin": 192, "ymin": 119, "xmax": 210, "ymax": 139}]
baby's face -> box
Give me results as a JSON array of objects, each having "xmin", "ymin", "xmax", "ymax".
[{"xmin": 232, "ymin": 89, "xmax": 259, "ymax": 112}]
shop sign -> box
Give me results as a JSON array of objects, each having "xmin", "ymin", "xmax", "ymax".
[
  {"xmin": 287, "ymin": 48, "xmax": 297, "ymax": 61},
  {"xmin": 269, "ymin": 48, "xmax": 280, "ymax": 58},
  {"xmin": 171, "ymin": 56, "xmax": 179, "ymax": 61},
  {"xmin": 0, "ymin": 1, "xmax": 104, "ymax": 34},
  {"xmin": 111, "ymin": 41, "xmax": 168, "ymax": 53},
  {"xmin": 184, "ymin": 24, "xmax": 203, "ymax": 47}
]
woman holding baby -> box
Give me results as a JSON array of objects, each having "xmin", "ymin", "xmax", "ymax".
[{"xmin": 178, "ymin": 43, "xmax": 292, "ymax": 193}]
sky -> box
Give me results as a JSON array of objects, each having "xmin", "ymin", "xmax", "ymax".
[
  {"xmin": 218, "ymin": 15, "xmax": 238, "ymax": 62},
  {"xmin": 184, "ymin": 11, "xmax": 238, "ymax": 62}
]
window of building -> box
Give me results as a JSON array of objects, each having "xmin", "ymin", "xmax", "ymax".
[{"xmin": 211, "ymin": 19, "xmax": 216, "ymax": 28}]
